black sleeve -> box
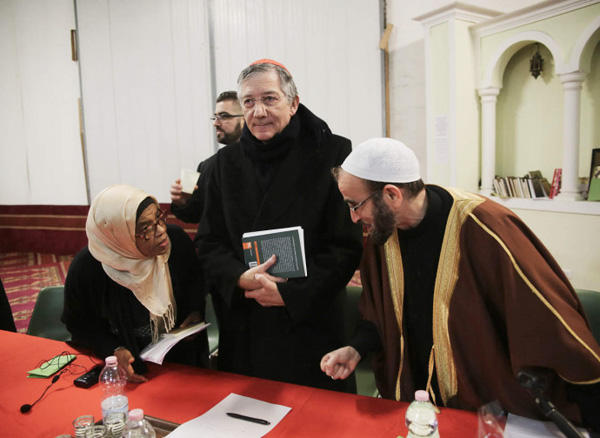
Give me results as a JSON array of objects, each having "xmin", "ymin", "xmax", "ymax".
[
  {"xmin": 195, "ymin": 155, "xmax": 249, "ymax": 310},
  {"xmin": 349, "ymin": 319, "xmax": 382, "ymax": 360},
  {"xmin": 61, "ymin": 248, "xmax": 123, "ymax": 359},
  {"xmin": 277, "ymin": 138, "xmax": 363, "ymax": 323},
  {"xmin": 0, "ymin": 277, "xmax": 16, "ymax": 332},
  {"xmin": 167, "ymin": 225, "xmax": 205, "ymax": 320}
]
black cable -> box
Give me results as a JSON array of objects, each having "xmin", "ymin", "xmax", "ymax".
[
  {"xmin": 20, "ymin": 370, "xmax": 66, "ymax": 413},
  {"xmin": 19, "ymin": 350, "xmax": 103, "ymax": 414}
]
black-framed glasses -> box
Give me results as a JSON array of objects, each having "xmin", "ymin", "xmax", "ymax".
[
  {"xmin": 210, "ymin": 113, "xmax": 244, "ymax": 122},
  {"xmin": 135, "ymin": 209, "xmax": 168, "ymax": 240},
  {"xmin": 348, "ymin": 190, "xmax": 381, "ymax": 212},
  {"xmin": 242, "ymin": 95, "xmax": 281, "ymax": 109}
]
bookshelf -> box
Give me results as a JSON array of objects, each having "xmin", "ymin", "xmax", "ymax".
[{"xmin": 488, "ymin": 196, "xmax": 600, "ymax": 216}]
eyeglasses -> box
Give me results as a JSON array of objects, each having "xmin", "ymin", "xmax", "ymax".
[
  {"xmin": 348, "ymin": 190, "xmax": 380, "ymax": 212},
  {"xmin": 242, "ymin": 95, "xmax": 281, "ymax": 109},
  {"xmin": 135, "ymin": 209, "xmax": 168, "ymax": 240},
  {"xmin": 210, "ymin": 113, "xmax": 244, "ymax": 122}
]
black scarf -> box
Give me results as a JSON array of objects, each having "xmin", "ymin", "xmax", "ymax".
[{"xmin": 240, "ymin": 103, "xmax": 332, "ymax": 193}]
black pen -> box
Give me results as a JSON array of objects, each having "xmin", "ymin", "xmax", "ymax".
[{"xmin": 227, "ymin": 412, "xmax": 271, "ymax": 425}]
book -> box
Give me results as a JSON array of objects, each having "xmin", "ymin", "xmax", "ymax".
[
  {"xmin": 493, "ymin": 178, "xmax": 505, "ymax": 197},
  {"xmin": 539, "ymin": 178, "xmax": 552, "ymax": 197},
  {"xmin": 140, "ymin": 322, "xmax": 209, "ymax": 365},
  {"xmin": 242, "ymin": 226, "xmax": 307, "ymax": 278},
  {"xmin": 549, "ymin": 168, "xmax": 562, "ymax": 199},
  {"xmin": 588, "ymin": 148, "xmax": 600, "ymax": 198},
  {"xmin": 589, "ymin": 165, "xmax": 600, "ymax": 201},
  {"xmin": 527, "ymin": 171, "xmax": 547, "ymax": 198}
]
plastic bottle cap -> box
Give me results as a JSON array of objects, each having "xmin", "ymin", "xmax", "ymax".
[
  {"xmin": 105, "ymin": 356, "xmax": 117, "ymax": 366},
  {"xmin": 128, "ymin": 409, "xmax": 144, "ymax": 421},
  {"xmin": 415, "ymin": 390, "xmax": 429, "ymax": 402}
]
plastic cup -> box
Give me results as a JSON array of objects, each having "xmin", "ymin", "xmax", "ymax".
[
  {"xmin": 180, "ymin": 169, "xmax": 200, "ymax": 194},
  {"xmin": 84, "ymin": 425, "xmax": 108, "ymax": 438},
  {"xmin": 72, "ymin": 415, "xmax": 95, "ymax": 438},
  {"xmin": 103, "ymin": 411, "xmax": 126, "ymax": 438}
]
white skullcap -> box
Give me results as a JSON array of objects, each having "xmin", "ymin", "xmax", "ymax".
[{"xmin": 341, "ymin": 138, "xmax": 421, "ymax": 183}]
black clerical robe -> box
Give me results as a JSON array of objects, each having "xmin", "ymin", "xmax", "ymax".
[{"xmin": 196, "ymin": 105, "xmax": 363, "ymax": 391}]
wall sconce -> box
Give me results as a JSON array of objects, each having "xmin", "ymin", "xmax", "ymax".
[{"xmin": 529, "ymin": 43, "xmax": 544, "ymax": 79}]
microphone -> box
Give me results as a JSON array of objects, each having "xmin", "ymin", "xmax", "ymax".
[
  {"xmin": 517, "ymin": 367, "xmax": 585, "ymax": 438},
  {"xmin": 20, "ymin": 371, "xmax": 64, "ymax": 414}
]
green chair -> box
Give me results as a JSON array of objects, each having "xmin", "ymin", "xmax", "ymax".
[
  {"xmin": 345, "ymin": 286, "xmax": 379, "ymax": 397},
  {"xmin": 575, "ymin": 289, "xmax": 600, "ymax": 344},
  {"xmin": 26, "ymin": 286, "xmax": 71, "ymax": 342},
  {"xmin": 205, "ymin": 293, "xmax": 219, "ymax": 369}
]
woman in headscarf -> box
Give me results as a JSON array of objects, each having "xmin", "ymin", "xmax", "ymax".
[{"xmin": 62, "ymin": 184, "xmax": 208, "ymax": 382}]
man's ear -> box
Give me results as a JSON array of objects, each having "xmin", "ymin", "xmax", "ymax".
[
  {"xmin": 382, "ymin": 184, "xmax": 403, "ymax": 207},
  {"xmin": 290, "ymin": 95, "xmax": 300, "ymax": 116}
]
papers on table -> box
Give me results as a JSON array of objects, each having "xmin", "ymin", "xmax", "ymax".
[
  {"xmin": 504, "ymin": 413, "xmax": 590, "ymax": 438},
  {"xmin": 28, "ymin": 354, "xmax": 75, "ymax": 378},
  {"xmin": 166, "ymin": 393, "xmax": 291, "ymax": 438},
  {"xmin": 140, "ymin": 322, "xmax": 209, "ymax": 365}
]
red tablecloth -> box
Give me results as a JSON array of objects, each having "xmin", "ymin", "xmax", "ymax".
[{"xmin": 0, "ymin": 331, "xmax": 478, "ymax": 437}]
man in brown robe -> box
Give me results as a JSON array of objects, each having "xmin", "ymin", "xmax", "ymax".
[{"xmin": 321, "ymin": 137, "xmax": 600, "ymax": 431}]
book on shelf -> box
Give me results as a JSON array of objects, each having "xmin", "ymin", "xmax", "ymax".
[
  {"xmin": 588, "ymin": 164, "xmax": 600, "ymax": 202},
  {"xmin": 527, "ymin": 170, "xmax": 549, "ymax": 198},
  {"xmin": 242, "ymin": 226, "xmax": 307, "ymax": 278},
  {"xmin": 549, "ymin": 168, "xmax": 562, "ymax": 199},
  {"xmin": 492, "ymin": 172, "xmax": 552, "ymax": 200},
  {"xmin": 587, "ymin": 149, "xmax": 600, "ymax": 200}
]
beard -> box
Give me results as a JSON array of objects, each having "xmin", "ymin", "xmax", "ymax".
[
  {"xmin": 370, "ymin": 196, "xmax": 396, "ymax": 246},
  {"xmin": 217, "ymin": 122, "xmax": 244, "ymax": 145}
]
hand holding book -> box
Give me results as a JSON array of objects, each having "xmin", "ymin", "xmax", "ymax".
[
  {"xmin": 237, "ymin": 254, "xmax": 287, "ymax": 291},
  {"xmin": 242, "ymin": 226, "xmax": 307, "ymax": 279}
]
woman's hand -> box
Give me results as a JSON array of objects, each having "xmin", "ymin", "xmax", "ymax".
[{"xmin": 113, "ymin": 347, "xmax": 148, "ymax": 383}]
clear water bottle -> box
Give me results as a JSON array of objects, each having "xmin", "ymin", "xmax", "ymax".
[
  {"xmin": 405, "ymin": 390, "xmax": 440, "ymax": 438},
  {"xmin": 121, "ymin": 409, "xmax": 156, "ymax": 438},
  {"xmin": 99, "ymin": 355, "xmax": 129, "ymax": 421}
]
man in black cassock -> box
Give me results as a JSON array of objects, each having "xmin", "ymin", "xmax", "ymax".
[{"xmin": 195, "ymin": 59, "xmax": 363, "ymax": 392}]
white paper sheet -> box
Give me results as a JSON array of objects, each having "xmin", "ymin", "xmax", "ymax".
[
  {"xmin": 139, "ymin": 322, "xmax": 209, "ymax": 365},
  {"xmin": 504, "ymin": 413, "xmax": 590, "ymax": 438},
  {"xmin": 166, "ymin": 393, "xmax": 291, "ymax": 438}
]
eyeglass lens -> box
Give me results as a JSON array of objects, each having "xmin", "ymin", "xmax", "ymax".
[{"xmin": 139, "ymin": 210, "xmax": 167, "ymax": 239}]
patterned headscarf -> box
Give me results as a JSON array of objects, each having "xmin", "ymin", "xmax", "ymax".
[{"xmin": 86, "ymin": 184, "xmax": 176, "ymax": 342}]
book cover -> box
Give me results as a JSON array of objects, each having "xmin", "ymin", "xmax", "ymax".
[
  {"xmin": 527, "ymin": 171, "xmax": 547, "ymax": 198},
  {"xmin": 588, "ymin": 166, "xmax": 600, "ymax": 202},
  {"xmin": 550, "ymin": 168, "xmax": 562, "ymax": 199},
  {"xmin": 242, "ymin": 226, "xmax": 307, "ymax": 278},
  {"xmin": 588, "ymin": 149, "xmax": 600, "ymax": 187}
]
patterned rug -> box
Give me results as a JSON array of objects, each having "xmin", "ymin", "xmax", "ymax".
[{"xmin": 0, "ymin": 252, "xmax": 73, "ymax": 333}]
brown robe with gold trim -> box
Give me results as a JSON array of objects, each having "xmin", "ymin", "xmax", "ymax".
[{"xmin": 359, "ymin": 186, "xmax": 600, "ymax": 422}]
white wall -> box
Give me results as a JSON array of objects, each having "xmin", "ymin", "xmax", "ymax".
[
  {"xmin": 211, "ymin": 0, "xmax": 383, "ymax": 147},
  {"xmin": 76, "ymin": 0, "xmax": 214, "ymax": 203},
  {"xmin": 0, "ymin": 0, "xmax": 383, "ymax": 205},
  {"xmin": 0, "ymin": 0, "xmax": 87, "ymax": 204},
  {"xmin": 515, "ymin": 208, "xmax": 600, "ymax": 290},
  {"xmin": 385, "ymin": 0, "xmax": 546, "ymax": 180}
]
